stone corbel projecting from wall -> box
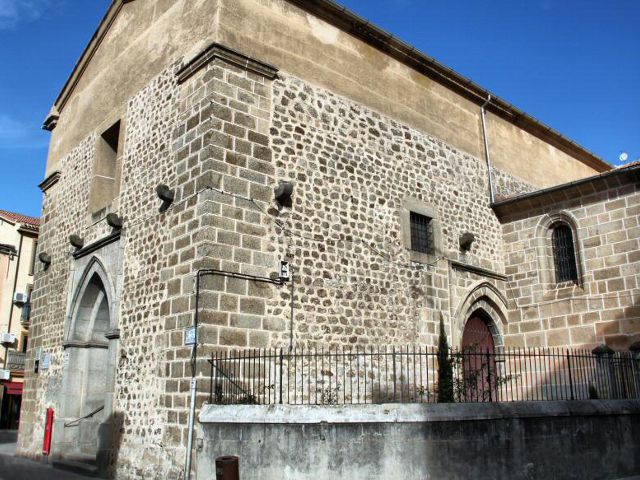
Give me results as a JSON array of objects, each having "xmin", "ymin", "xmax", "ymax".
[
  {"xmin": 43, "ymin": 107, "xmax": 60, "ymax": 132},
  {"xmin": 39, "ymin": 170, "xmax": 62, "ymax": 193},
  {"xmin": 176, "ymin": 43, "xmax": 279, "ymax": 85}
]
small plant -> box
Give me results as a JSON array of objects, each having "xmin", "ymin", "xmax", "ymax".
[
  {"xmin": 214, "ymin": 382, "xmax": 223, "ymax": 404},
  {"xmin": 320, "ymin": 386, "xmax": 340, "ymax": 405},
  {"xmin": 449, "ymin": 348, "xmax": 520, "ymax": 402},
  {"xmin": 238, "ymin": 394, "xmax": 258, "ymax": 405}
]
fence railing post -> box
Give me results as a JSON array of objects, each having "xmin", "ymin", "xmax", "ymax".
[
  {"xmin": 486, "ymin": 349, "xmax": 493, "ymax": 402},
  {"xmin": 630, "ymin": 343, "xmax": 640, "ymax": 399},
  {"xmin": 279, "ymin": 348, "xmax": 284, "ymax": 404},
  {"xmin": 209, "ymin": 352, "xmax": 214, "ymax": 405},
  {"xmin": 567, "ymin": 350, "xmax": 574, "ymax": 400}
]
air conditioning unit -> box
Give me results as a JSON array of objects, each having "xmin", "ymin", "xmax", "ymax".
[
  {"xmin": 0, "ymin": 370, "xmax": 10, "ymax": 381},
  {"xmin": 13, "ymin": 292, "xmax": 28, "ymax": 306},
  {"xmin": 1, "ymin": 333, "xmax": 16, "ymax": 345}
]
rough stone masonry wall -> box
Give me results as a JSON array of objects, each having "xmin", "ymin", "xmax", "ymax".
[
  {"xmin": 111, "ymin": 66, "xmax": 182, "ymax": 478},
  {"xmin": 263, "ymin": 73, "xmax": 531, "ymax": 349},
  {"xmin": 502, "ymin": 178, "xmax": 640, "ymax": 350},
  {"xmin": 19, "ymin": 65, "xmax": 185, "ymax": 480},
  {"xmin": 19, "ymin": 134, "xmax": 97, "ymax": 457},
  {"xmin": 160, "ymin": 55, "xmax": 537, "ymax": 472},
  {"xmin": 21, "ymin": 44, "xmax": 539, "ymax": 478}
]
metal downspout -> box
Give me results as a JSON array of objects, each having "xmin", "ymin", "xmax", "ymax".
[
  {"xmin": 289, "ymin": 265, "xmax": 294, "ymax": 352},
  {"xmin": 481, "ymin": 95, "xmax": 495, "ymax": 204},
  {"xmin": 184, "ymin": 270, "xmax": 201, "ymax": 480}
]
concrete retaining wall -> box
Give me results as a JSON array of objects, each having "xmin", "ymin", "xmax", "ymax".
[{"xmin": 198, "ymin": 401, "xmax": 640, "ymax": 480}]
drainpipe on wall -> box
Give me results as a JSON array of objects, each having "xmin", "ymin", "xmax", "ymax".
[
  {"xmin": 184, "ymin": 270, "xmax": 201, "ymax": 480},
  {"xmin": 480, "ymin": 95, "xmax": 496, "ymax": 204},
  {"xmin": 4, "ymin": 233, "xmax": 23, "ymax": 369}
]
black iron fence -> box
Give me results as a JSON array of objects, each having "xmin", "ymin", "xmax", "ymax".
[{"xmin": 207, "ymin": 347, "xmax": 640, "ymax": 405}]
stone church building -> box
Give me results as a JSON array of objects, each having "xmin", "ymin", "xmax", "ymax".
[{"xmin": 17, "ymin": 0, "xmax": 639, "ymax": 477}]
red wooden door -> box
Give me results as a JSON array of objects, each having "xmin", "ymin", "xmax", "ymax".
[{"xmin": 461, "ymin": 315, "xmax": 496, "ymax": 402}]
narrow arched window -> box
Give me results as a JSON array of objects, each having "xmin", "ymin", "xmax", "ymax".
[{"xmin": 552, "ymin": 224, "xmax": 578, "ymax": 283}]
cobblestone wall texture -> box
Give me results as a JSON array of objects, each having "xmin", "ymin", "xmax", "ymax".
[
  {"xmin": 19, "ymin": 66, "xmax": 185, "ymax": 479},
  {"xmin": 263, "ymin": 74, "xmax": 519, "ymax": 349},
  {"xmin": 19, "ymin": 134, "xmax": 96, "ymax": 456}
]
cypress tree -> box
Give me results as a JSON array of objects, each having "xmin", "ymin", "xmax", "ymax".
[{"xmin": 437, "ymin": 314, "xmax": 454, "ymax": 403}]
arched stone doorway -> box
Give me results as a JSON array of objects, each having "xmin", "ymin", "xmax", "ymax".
[
  {"xmin": 57, "ymin": 259, "xmax": 119, "ymax": 469},
  {"xmin": 461, "ymin": 310, "xmax": 497, "ymax": 402}
]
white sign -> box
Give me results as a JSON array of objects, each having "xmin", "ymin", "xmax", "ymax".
[
  {"xmin": 63, "ymin": 351, "xmax": 70, "ymax": 368},
  {"xmin": 279, "ymin": 261, "xmax": 291, "ymax": 281},
  {"xmin": 41, "ymin": 352, "xmax": 51, "ymax": 370},
  {"xmin": 185, "ymin": 326, "xmax": 197, "ymax": 346}
]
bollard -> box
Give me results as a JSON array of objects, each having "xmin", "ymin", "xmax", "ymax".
[{"xmin": 216, "ymin": 456, "xmax": 239, "ymax": 480}]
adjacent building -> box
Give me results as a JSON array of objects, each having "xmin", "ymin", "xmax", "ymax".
[
  {"xmin": 0, "ymin": 209, "xmax": 39, "ymax": 429},
  {"xmin": 16, "ymin": 0, "xmax": 638, "ymax": 477}
]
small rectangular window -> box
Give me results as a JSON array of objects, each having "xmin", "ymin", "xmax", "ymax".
[
  {"xmin": 552, "ymin": 225, "xmax": 578, "ymax": 283},
  {"xmin": 410, "ymin": 211, "xmax": 434, "ymax": 255}
]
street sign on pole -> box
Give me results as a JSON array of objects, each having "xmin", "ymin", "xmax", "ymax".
[{"xmin": 185, "ymin": 326, "xmax": 197, "ymax": 346}]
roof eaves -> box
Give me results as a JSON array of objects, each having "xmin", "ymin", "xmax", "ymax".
[
  {"xmin": 287, "ymin": 0, "xmax": 611, "ymax": 172},
  {"xmin": 492, "ymin": 164, "xmax": 640, "ymax": 217}
]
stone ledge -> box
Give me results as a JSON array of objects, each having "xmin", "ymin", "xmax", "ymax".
[
  {"xmin": 450, "ymin": 260, "xmax": 507, "ymax": 281},
  {"xmin": 177, "ymin": 43, "xmax": 279, "ymax": 84},
  {"xmin": 72, "ymin": 231, "xmax": 121, "ymax": 259},
  {"xmin": 200, "ymin": 400, "xmax": 640, "ymax": 425}
]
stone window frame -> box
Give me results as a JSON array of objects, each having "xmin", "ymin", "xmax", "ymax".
[
  {"xmin": 534, "ymin": 211, "xmax": 585, "ymax": 293},
  {"xmin": 88, "ymin": 115, "xmax": 126, "ymax": 218},
  {"xmin": 400, "ymin": 198, "xmax": 442, "ymax": 264},
  {"xmin": 550, "ymin": 223, "xmax": 579, "ymax": 284}
]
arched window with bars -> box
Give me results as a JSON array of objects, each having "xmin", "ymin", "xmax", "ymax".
[{"xmin": 551, "ymin": 223, "xmax": 579, "ymax": 283}]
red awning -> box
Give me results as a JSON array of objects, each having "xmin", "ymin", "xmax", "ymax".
[{"xmin": 2, "ymin": 381, "xmax": 23, "ymax": 395}]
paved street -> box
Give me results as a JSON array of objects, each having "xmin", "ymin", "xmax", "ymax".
[
  {"xmin": 0, "ymin": 454, "xmax": 96, "ymax": 480},
  {"xmin": 0, "ymin": 431, "xmax": 94, "ymax": 480}
]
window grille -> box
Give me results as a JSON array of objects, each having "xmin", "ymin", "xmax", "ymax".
[
  {"xmin": 410, "ymin": 212, "xmax": 434, "ymax": 255},
  {"xmin": 552, "ymin": 224, "xmax": 578, "ymax": 283}
]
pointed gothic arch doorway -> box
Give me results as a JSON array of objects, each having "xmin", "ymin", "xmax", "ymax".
[
  {"xmin": 58, "ymin": 260, "xmax": 119, "ymax": 467},
  {"xmin": 461, "ymin": 311, "xmax": 497, "ymax": 402}
]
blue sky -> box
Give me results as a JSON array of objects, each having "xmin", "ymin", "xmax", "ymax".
[{"xmin": 0, "ymin": 0, "xmax": 638, "ymax": 217}]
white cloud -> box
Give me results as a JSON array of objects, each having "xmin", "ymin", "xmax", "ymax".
[
  {"xmin": 0, "ymin": 0, "xmax": 50, "ymax": 30},
  {"xmin": 0, "ymin": 114, "xmax": 47, "ymax": 150},
  {"xmin": 0, "ymin": 114, "xmax": 28, "ymax": 140}
]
